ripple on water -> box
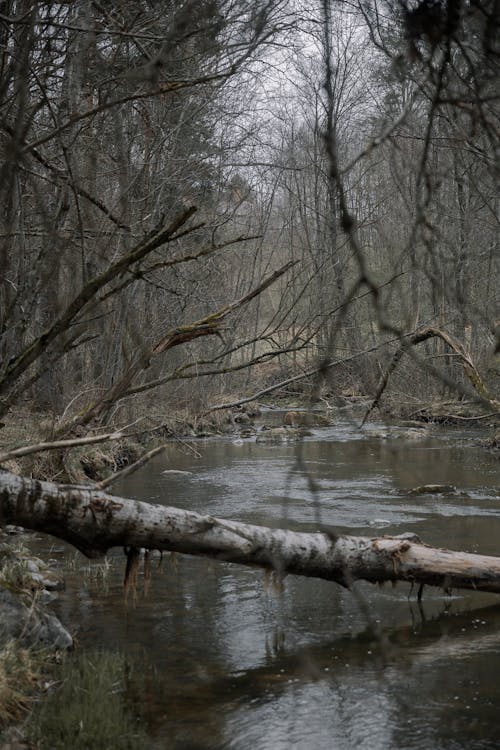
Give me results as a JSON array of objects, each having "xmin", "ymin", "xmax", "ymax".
[{"xmin": 57, "ymin": 418, "xmax": 500, "ymax": 750}]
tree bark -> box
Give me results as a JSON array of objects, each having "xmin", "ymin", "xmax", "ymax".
[{"xmin": 1, "ymin": 469, "xmax": 500, "ymax": 595}]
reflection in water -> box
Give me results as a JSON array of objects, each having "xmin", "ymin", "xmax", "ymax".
[{"xmin": 30, "ymin": 418, "xmax": 500, "ymax": 749}]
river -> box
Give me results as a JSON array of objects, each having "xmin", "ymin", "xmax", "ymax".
[{"xmin": 31, "ymin": 413, "xmax": 500, "ymax": 749}]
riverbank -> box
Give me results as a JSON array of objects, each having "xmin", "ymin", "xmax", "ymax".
[
  {"xmin": 1, "ymin": 394, "xmax": 499, "ymax": 484},
  {"xmin": 0, "ymin": 528, "xmax": 73, "ymax": 749}
]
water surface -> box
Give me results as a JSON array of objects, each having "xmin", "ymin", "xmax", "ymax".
[{"xmin": 34, "ymin": 416, "xmax": 500, "ymax": 749}]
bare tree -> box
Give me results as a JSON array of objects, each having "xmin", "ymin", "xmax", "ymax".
[{"xmin": 0, "ymin": 1, "xmax": 301, "ymax": 434}]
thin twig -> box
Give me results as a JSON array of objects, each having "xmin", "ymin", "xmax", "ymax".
[{"xmin": 95, "ymin": 444, "xmax": 170, "ymax": 491}]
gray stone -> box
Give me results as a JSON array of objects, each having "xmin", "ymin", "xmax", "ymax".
[
  {"xmin": 25, "ymin": 559, "xmax": 41, "ymax": 574},
  {"xmin": 3, "ymin": 525, "xmax": 25, "ymax": 535},
  {"xmin": 0, "ymin": 586, "xmax": 72, "ymax": 650},
  {"xmin": 29, "ymin": 571, "xmax": 65, "ymax": 591}
]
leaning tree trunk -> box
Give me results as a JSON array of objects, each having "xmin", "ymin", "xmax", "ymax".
[{"xmin": 1, "ymin": 469, "xmax": 500, "ymax": 594}]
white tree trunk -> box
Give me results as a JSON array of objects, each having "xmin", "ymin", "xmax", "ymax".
[{"xmin": 1, "ymin": 469, "xmax": 500, "ymax": 594}]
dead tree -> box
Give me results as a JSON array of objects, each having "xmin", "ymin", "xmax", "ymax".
[{"xmin": 2, "ymin": 469, "xmax": 500, "ymax": 596}]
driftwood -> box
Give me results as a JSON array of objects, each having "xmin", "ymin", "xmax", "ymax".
[{"xmin": 1, "ymin": 469, "xmax": 500, "ymax": 595}]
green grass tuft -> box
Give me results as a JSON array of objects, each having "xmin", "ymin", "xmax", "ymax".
[{"xmin": 27, "ymin": 650, "xmax": 149, "ymax": 750}]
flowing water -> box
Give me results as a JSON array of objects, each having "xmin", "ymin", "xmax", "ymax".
[{"xmin": 31, "ymin": 414, "xmax": 500, "ymax": 749}]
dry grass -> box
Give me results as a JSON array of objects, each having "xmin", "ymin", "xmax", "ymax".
[
  {"xmin": 0, "ymin": 542, "xmax": 35, "ymax": 593},
  {"xmin": 0, "ymin": 640, "xmax": 42, "ymax": 730}
]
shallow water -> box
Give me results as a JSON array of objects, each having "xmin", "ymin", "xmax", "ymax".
[{"xmin": 32, "ymin": 415, "xmax": 500, "ymax": 749}]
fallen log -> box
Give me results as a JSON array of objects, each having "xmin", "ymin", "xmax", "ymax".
[{"xmin": 1, "ymin": 469, "xmax": 500, "ymax": 595}]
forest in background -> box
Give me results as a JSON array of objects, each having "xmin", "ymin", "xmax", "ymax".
[
  {"xmin": 0, "ymin": 0, "xmax": 498, "ymax": 443},
  {"xmin": 0, "ymin": 3, "xmax": 499, "ymax": 743}
]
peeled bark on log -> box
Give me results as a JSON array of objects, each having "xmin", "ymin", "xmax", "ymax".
[{"xmin": 1, "ymin": 470, "xmax": 500, "ymax": 594}]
